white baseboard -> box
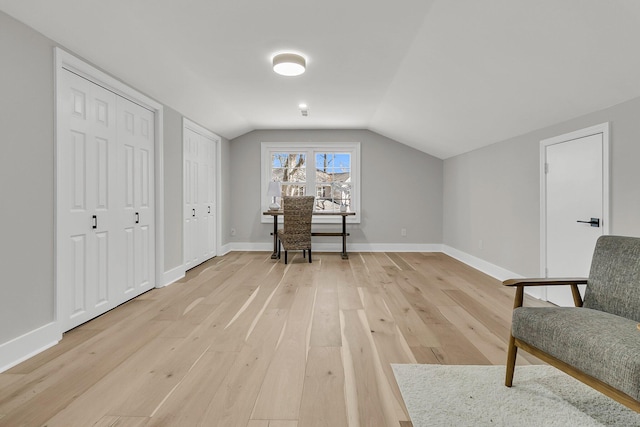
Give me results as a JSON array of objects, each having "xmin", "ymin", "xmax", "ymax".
[
  {"xmin": 441, "ymin": 245, "xmax": 524, "ymax": 282},
  {"xmin": 229, "ymin": 242, "xmax": 443, "ymax": 253},
  {"xmin": 440, "ymin": 246, "xmax": 543, "ymax": 301},
  {"xmin": 159, "ymin": 264, "xmax": 186, "ymax": 288},
  {"xmin": 219, "ymin": 243, "xmax": 233, "ymax": 256},
  {"xmin": 0, "ymin": 322, "xmax": 61, "ymax": 373},
  {"xmin": 347, "ymin": 243, "xmax": 443, "ymax": 252}
]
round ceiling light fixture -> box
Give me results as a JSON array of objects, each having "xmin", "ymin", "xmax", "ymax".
[{"xmin": 272, "ymin": 53, "xmax": 306, "ymax": 77}]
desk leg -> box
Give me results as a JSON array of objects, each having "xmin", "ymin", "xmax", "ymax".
[
  {"xmin": 341, "ymin": 215, "xmax": 348, "ymax": 259},
  {"xmin": 271, "ymin": 215, "xmax": 278, "ymax": 259}
]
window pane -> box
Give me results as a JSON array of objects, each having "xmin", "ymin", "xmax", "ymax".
[
  {"xmin": 272, "ymin": 153, "xmax": 306, "ymax": 182},
  {"xmin": 313, "ymin": 153, "xmax": 352, "ymax": 212},
  {"xmin": 281, "ymin": 184, "xmax": 306, "ymax": 197},
  {"xmin": 315, "ymin": 153, "xmax": 335, "ymax": 170},
  {"xmin": 314, "ymin": 197, "xmax": 340, "ymax": 212}
]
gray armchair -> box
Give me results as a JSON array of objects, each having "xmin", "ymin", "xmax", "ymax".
[{"xmin": 504, "ymin": 235, "xmax": 640, "ymax": 412}]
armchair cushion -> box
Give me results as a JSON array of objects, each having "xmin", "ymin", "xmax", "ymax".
[{"xmin": 512, "ymin": 306, "xmax": 640, "ymax": 401}]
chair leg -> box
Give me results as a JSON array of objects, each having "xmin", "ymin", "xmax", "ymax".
[
  {"xmin": 505, "ymin": 334, "xmax": 518, "ymax": 387},
  {"xmin": 308, "ymin": 249, "xmax": 312, "ymax": 263},
  {"xmin": 278, "ymin": 240, "xmax": 281, "ymax": 259},
  {"xmin": 285, "ymin": 250, "xmax": 288, "ymax": 265},
  {"xmin": 303, "ymin": 250, "xmax": 306, "ymax": 258}
]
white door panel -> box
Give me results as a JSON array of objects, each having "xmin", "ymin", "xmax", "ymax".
[
  {"xmin": 58, "ymin": 70, "xmax": 119, "ymax": 330},
  {"xmin": 117, "ymin": 97, "xmax": 155, "ymax": 296},
  {"xmin": 543, "ymin": 126, "xmax": 608, "ymax": 306},
  {"xmin": 184, "ymin": 124, "xmax": 217, "ymax": 269}
]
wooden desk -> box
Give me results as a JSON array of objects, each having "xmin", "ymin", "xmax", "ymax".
[{"xmin": 263, "ymin": 210, "xmax": 356, "ymax": 260}]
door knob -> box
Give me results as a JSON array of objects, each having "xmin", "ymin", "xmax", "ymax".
[{"xmin": 576, "ymin": 217, "xmax": 600, "ymax": 227}]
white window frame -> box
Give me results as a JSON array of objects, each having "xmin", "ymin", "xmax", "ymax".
[{"xmin": 261, "ymin": 142, "xmax": 361, "ymax": 224}]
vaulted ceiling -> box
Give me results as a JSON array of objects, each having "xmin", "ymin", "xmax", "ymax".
[{"xmin": 2, "ymin": 0, "xmax": 640, "ymax": 158}]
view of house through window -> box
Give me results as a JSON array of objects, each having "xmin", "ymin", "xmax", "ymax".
[
  {"xmin": 314, "ymin": 153, "xmax": 351, "ymax": 212},
  {"xmin": 270, "ymin": 152, "xmax": 351, "ymax": 212},
  {"xmin": 262, "ymin": 142, "xmax": 360, "ymax": 222}
]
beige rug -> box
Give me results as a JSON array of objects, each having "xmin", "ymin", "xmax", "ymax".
[{"xmin": 391, "ymin": 364, "xmax": 640, "ymax": 427}]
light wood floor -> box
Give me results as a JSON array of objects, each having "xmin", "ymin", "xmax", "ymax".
[{"xmin": 0, "ymin": 251, "xmax": 547, "ymax": 427}]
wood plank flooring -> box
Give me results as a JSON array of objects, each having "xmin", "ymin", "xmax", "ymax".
[{"xmin": 0, "ymin": 251, "xmax": 547, "ymax": 427}]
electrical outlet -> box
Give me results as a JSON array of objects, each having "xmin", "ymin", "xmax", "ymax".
[
  {"xmin": 230, "ymin": 228, "xmax": 236, "ymax": 236},
  {"xmin": 401, "ymin": 228, "xmax": 407, "ymax": 237}
]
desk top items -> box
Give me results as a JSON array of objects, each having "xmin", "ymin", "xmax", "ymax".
[{"xmin": 267, "ymin": 181, "xmax": 281, "ymax": 211}]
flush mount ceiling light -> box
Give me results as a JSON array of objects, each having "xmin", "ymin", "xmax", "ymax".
[{"xmin": 272, "ymin": 53, "xmax": 306, "ymax": 76}]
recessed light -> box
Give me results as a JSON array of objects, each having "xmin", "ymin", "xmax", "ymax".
[
  {"xmin": 272, "ymin": 53, "xmax": 306, "ymax": 77},
  {"xmin": 298, "ymin": 103, "xmax": 308, "ymax": 109}
]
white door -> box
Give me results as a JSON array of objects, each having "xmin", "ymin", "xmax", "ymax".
[
  {"xmin": 58, "ymin": 70, "xmax": 156, "ymax": 331},
  {"xmin": 183, "ymin": 121, "xmax": 218, "ymax": 269},
  {"xmin": 117, "ymin": 97, "xmax": 156, "ymax": 297},
  {"xmin": 57, "ymin": 70, "xmax": 121, "ymax": 330},
  {"xmin": 184, "ymin": 127, "xmax": 201, "ymax": 269},
  {"xmin": 542, "ymin": 124, "xmax": 609, "ymax": 306}
]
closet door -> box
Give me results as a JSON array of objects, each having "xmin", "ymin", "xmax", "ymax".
[
  {"xmin": 184, "ymin": 125, "xmax": 217, "ymax": 269},
  {"xmin": 117, "ymin": 97, "xmax": 155, "ymax": 297},
  {"xmin": 183, "ymin": 127, "xmax": 201, "ymax": 269},
  {"xmin": 58, "ymin": 70, "xmax": 156, "ymax": 332},
  {"xmin": 57, "ymin": 70, "xmax": 121, "ymax": 331}
]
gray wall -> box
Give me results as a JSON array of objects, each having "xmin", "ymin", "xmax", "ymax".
[
  {"xmin": 444, "ymin": 96, "xmax": 640, "ymax": 276},
  {"xmin": 221, "ymin": 137, "xmax": 232, "ymax": 248},
  {"xmin": 229, "ymin": 129, "xmax": 443, "ymax": 246},
  {"xmin": 163, "ymin": 107, "xmax": 184, "ymax": 271},
  {"xmin": 0, "ymin": 11, "xmax": 55, "ymax": 343}
]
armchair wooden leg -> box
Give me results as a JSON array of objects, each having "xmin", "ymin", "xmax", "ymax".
[
  {"xmin": 285, "ymin": 251, "xmax": 288, "ymax": 265},
  {"xmin": 308, "ymin": 249, "xmax": 312, "ymax": 263},
  {"xmin": 303, "ymin": 250, "xmax": 306, "ymax": 258},
  {"xmin": 278, "ymin": 240, "xmax": 281, "ymax": 259},
  {"xmin": 505, "ymin": 334, "xmax": 518, "ymax": 387}
]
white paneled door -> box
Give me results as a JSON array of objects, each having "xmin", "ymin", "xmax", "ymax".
[
  {"xmin": 58, "ymin": 69, "xmax": 155, "ymax": 331},
  {"xmin": 184, "ymin": 122, "xmax": 217, "ymax": 270},
  {"xmin": 117, "ymin": 96, "xmax": 155, "ymax": 298}
]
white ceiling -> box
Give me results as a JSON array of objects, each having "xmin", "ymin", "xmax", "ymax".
[{"xmin": 2, "ymin": 0, "xmax": 640, "ymax": 159}]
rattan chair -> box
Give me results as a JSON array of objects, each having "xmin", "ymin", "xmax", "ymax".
[{"xmin": 277, "ymin": 196, "xmax": 315, "ymax": 264}]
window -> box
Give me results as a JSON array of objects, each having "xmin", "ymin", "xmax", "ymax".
[{"xmin": 262, "ymin": 142, "xmax": 360, "ymax": 223}]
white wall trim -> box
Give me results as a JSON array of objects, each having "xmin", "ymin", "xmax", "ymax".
[
  {"xmin": 219, "ymin": 243, "xmax": 233, "ymax": 256},
  {"xmin": 441, "ymin": 245, "xmax": 524, "ymax": 282},
  {"xmin": 229, "ymin": 242, "xmax": 443, "ymax": 253},
  {"xmin": 160, "ymin": 265, "xmax": 186, "ymax": 288},
  {"xmin": 0, "ymin": 322, "xmax": 60, "ymax": 373}
]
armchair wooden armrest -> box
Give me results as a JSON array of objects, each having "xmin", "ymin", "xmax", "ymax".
[
  {"xmin": 503, "ymin": 277, "xmax": 588, "ymax": 287},
  {"xmin": 503, "ymin": 277, "xmax": 588, "ymax": 308}
]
